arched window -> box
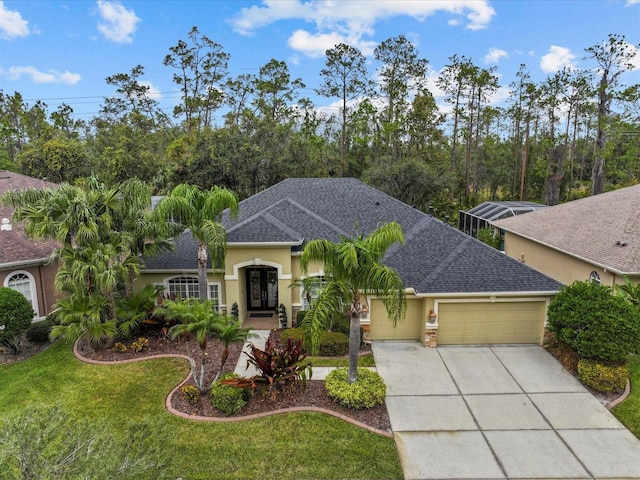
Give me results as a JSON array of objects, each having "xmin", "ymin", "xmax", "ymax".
[
  {"xmin": 589, "ymin": 271, "xmax": 601, "ymax": 285},
  {"xmin": 4, "ymin": 271, "xmax": 38, "ymax": 317}
]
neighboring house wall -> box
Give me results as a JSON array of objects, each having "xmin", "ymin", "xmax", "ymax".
[
  {"xmin": 0, "ymin": 262, "xmax": 59, "ymax": 318},
  {"xmin": 503, "ymin": 233, "xmax": 619, "ymax": 287}
]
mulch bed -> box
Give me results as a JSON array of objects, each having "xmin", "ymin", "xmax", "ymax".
[{"xmin": 71, "ymin": 329, "xmax": 392, "ymax": 434}]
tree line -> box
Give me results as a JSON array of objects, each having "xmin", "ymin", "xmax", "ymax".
[{"xmin": 1, "ymin": 28, "xmax": 638, "ymax": 217}]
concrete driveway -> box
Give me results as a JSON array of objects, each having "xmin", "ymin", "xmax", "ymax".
[{"xmin": 373, "ymin": 342, "xmax": 640, "ymax": 480}]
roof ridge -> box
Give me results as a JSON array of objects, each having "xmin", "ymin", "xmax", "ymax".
[
  {"xmin": 260, "ymin": 212, "xmax": 303, "ymax": 242},
  {"xmin": 226, "ymin": 198, "xmax": 290, "ymax": 233},
  {"xmin": 420, "ymin": 234, "xmax": 473, "ymax": 287},
  {"xmin": 384, "ymin": 215, "xmax": 433, "ymax": 260},
  {"xmin": 283, "ymin": 197, "xmax": 351, "ymax": 238}
]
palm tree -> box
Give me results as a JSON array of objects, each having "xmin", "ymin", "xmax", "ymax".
[
  {"xmin": 215, "ymin": 318, "xmax": 254, "ymax": 381},
  {"xmin": 154, "ymin": 299, "xmax": 246, "ymax": 393},
  {"xmin": 2, "ymin": 177, "xmax": 173, "ymax": 345},
  {"xmin": 300, "ymin": 222, "xmax": 407, "ymax": 384},
  {"xmin": 155, "ymin": 184, "xmax": 239, "ymax": 300}
]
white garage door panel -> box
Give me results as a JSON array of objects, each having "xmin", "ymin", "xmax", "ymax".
[{"xmin": 438, "ymin": 301, "xmax": 544, "ymax": 345}]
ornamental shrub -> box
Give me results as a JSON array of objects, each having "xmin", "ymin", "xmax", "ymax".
[
  {"xmin": 325, "ymin": 368, "xmax": 386, "ymax": 409},
  {"xmin": 577, "ymin": 359, "xmax": 628, "ymax": 393},
  {"xmin": 26, "ymin": 320, "xmax": 51, "ymax": 343},
  {"xmin": 281, "ymin": 328, "xmax": 349, "ymax": 356},
  {"xmin": 0, "ymin": 287, "xmax": 34, "ymax": 353},
  {"xmin": 211, "ymin": 373, "xmax": 250, "ymax": 414},
  {"xmin": 318, "ymin": 331, "xmax": 349, "ymax": 356},
  {"xmin": 130, "ymin": 337, "xmax": 150, "ymax": 353},
  {"xmin": 180, "ymin": 385, "xmax": 201, "ymax": 405},
  {"xmin": 547, "ymin": 281, "xmax": 640, "ymax": 363}
]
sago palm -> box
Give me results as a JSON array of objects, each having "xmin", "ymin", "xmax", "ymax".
[{"xmin": 300, "ymin": 222, "xmax": 406, "ymax": 383}]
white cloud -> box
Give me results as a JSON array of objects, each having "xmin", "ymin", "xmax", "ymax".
[
  {"xmin": 140, "ymin": 81, "xmax": 162, "ymax": 99},
  {"xmin": 231, "ymin": 0, "xmax": 495, "ymax": 57},
  {"xmin": 484, "ymin": 47, "xmax": 508, "ymax": 64},
  {"xmin": 0, "ymin": 1, "xmax": 30, "ymax": 40},
  {"xmin": 540, "ymin": 45, "xmax": 576, "ymax": 73},
  {"xmin": 96, "ymin": 0, "xmax": 140, "ymax": 44},
  {"xmin": 626, "ymin": 0, "xmax": 640, "ymax": 5},
  {"xmin": 1, "ymin": 66, "xmax": 81, "ymax": 84},
  {"xmin": 288, "ymin": 29, "xmax": 377, "ymax": 57}
]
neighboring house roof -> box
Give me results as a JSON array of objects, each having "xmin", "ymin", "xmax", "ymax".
[
  {"xmin": 0, "ymin": 171, "xmax": 59, "ymax": 267},
  {"xmin": 494, "ymin": 184, "xmax": 640, "ymax": 275},
  {"xmin": 145, "ymin": 178, "xmax": 561, "ymax": 294}
]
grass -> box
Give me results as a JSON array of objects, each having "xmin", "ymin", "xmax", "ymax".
[
  {"xmin": 612, "ymin": 354, "xmax": 640, "ymax": 438},
  {"xmin": 308, "ymin": 353, "xmax": 376, "ymax": 368},
  {"xmin": 0, "ymin": 342, "xmax": 402, "ymax": 480}
]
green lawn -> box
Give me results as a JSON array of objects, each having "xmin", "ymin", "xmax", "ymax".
[
  {"xmin": 309, "ymin": 353, "xmax": 376, "ymax": 368},
  {"xmin": 612, "ymin": 354, "xmax": 640, "ymax": 438},
  {"xmin": 0, "ymin": 342, "xmax": 402, "ymax": 480}
]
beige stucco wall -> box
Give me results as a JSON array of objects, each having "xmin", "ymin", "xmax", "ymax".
[
  {"xmin": 369, "ymin": 295, "xmax": 430, "ymax": 340},
  {"xmin": 502, "ymin": 232, "xmax": 631, "ymax": 288},
  {"xmin": 225, "ymin": 245, "xmax": 294, "ymax": 325}
]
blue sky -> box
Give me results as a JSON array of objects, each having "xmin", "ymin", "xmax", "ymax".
[{"xmin": 1, "ymin": 0, "xmax": 639, "ymax": 122}]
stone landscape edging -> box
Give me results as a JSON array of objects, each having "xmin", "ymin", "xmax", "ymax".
[
  {"xmin": 606, "ymin": 378, "xmax": 631, "ymax": 410},
  {"xmin": 72, "ymin": 340, "xmax": 393, "ymax": 438}
]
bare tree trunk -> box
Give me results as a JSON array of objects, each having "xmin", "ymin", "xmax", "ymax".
[
  {"xmin": 348, "ymin": 293, "xmax": 362, "ymax": 384},
  {"xmin": 197, "ymin": 241, "xmax": 209, "ymax": 300}
]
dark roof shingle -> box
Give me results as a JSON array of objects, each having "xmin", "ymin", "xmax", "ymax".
[{"xmin": 147, "ymin": 178, "xmax": 561, "ymax": 294}]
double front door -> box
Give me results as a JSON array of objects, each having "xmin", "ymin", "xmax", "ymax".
[{"xmin": 246, "ymin": 268, "xmax": 278, "ymax": 310}]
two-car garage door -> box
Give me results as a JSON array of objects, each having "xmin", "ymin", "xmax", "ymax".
[{"xmin": 437, "ymin": 301, "xmax": 546, "ymax": 345}]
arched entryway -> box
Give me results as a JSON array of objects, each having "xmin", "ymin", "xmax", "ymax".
[{"xmin": 245, "ymin": 266, "xmax": 278, "ymax": 311}]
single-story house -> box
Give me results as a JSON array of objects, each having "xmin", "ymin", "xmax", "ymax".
[
  {"xmin": 494, "ymin": 184, "xmax": 640, "ymax": 288},
  {"xmin": 0, "ymin": 171, "xmax": 59, "ymax": 319},
  {"xmin": 141, "ymin": 178, "xmax": 561, "ymax": 346}
]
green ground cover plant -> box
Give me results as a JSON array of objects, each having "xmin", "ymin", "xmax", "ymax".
[
  {"xmin": 0, "ymin": 343, "xmax": 402, "ymax": 479},
  {"xmin": 612, "ymin": 355, "xmax": 640, "ymax": 439},
  {"xmin": 309, "ymin": 353, "xmax": 376, "ymax": 368}
]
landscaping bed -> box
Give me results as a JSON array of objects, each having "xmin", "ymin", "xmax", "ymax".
[{"xmin": 72, "ymin": 329, "xmax": 391, "ymax": 434}]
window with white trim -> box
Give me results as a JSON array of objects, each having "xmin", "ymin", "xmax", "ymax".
[
  {"xmin": 209, "ymin": 283, "xmax": 221, "ymax": 312},
  {"xmin": 589, "ymin": 271, "xmax": 601, "ymax": 285},
  {"xmin": 4, "ymin": 271, "xmax": 38, "ymax": 317},
  {"xmin": 167, "ymin": 276, "xmax": 200, "ymax": 299},
  {"xmin": 165, "ymin": 277, "xmax": 220, "ymax": 311},
  {"xmin": 301, "ymin": 276, "xmax": 327, "ymax": 310}
]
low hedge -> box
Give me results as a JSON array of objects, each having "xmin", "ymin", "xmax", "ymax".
[
  {"xmin": 26, "ymin": 320, "xmax": 52, "ymax": 343},
  {"xmin": 281, "ymin": 328, "xmax": 349, "ymax": 356},
  {"xmin": 211, "ymin": 373, "xmax": 252, "ymax": 414},
  {"xmin": 325, "ymin": 368, "xmax": 386, "ymax": 409},
  {"xmin": 577, "ymin": 359, "xmax": 629, "ymax": 393}
]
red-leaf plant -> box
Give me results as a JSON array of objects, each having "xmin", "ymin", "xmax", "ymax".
[{"xmin": 222, "ymin": 337, "xmax": 312, "ymax": 394}]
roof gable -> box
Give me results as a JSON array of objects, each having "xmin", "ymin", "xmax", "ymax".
[{"xmin": 494, "ymin": 184, "xmax": 640, "ymax": 274}]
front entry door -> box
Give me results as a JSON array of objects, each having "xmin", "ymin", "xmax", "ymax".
[{"xmin": 246, "ymin": 268, "xmax": 278, "ymax": 310}]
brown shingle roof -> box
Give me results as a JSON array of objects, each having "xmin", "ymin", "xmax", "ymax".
[
  {"xmin": 0, "ymin": 171, "xmax": 59, "ymax": 266},
  {"xmin": 494, "ymin": 184, "xmax": 640, "ymax": 275}
]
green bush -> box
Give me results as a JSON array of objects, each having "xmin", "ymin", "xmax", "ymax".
[
  {"xmin": 318, "ymin": 331, "xmax": 349, "ymax": 356},
  {"xmin": 547, "ymin": 281, "xmax": 640, "ymax": 363},
  {"xmin": 578, "ymin": 359, "xmax": 629, "ymax": 393},
  {"xmin": 296, "ymin": 310, "xmax": 307, "ymax": 327},
  {"xmin": 26, "ymin": 321, "xmax": 51, "ymax": 343},
  {"xmin": 180, "ymin": 385, "xmax": 201, "ymax": 405},
  {"xmin": 281, "ymin": 328, "xmax": 349, "ymax": 356},
  {"xmin": 0, "ymin": 287, "xmax": 34, "ymax": 353},
  {"xmin": 211, "ymin": 373, "xmax": 250, "ymax": 414},
  {"xmin": 325, "ymin": 368, "xmax": 386, "ymax": 409}
]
